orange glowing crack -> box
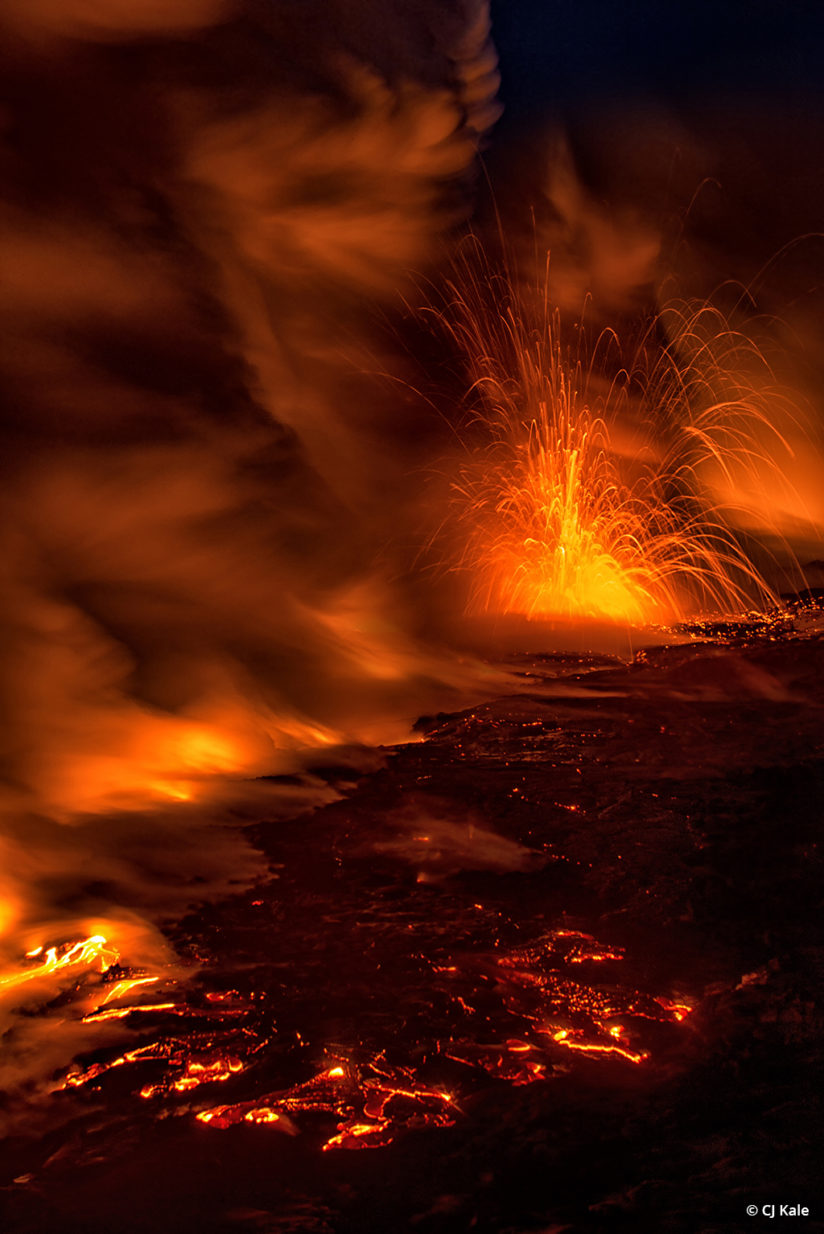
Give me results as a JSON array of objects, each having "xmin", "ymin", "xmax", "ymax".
[
  {"xmin": 522, "ymin": 1061, "xmax": 545, "ymax": 1079},
  {"xmin": 365, "ymin": 1082, "xmax": 455, "ymax": 1109},
  {"xmin": 196, "ymin": 1106, "xmax": 232, "ymax": 1125},
  {"xmin": 442, "ymin": 1044, "xmax": 548, "ymax": 1085},
  {"xmin": 172, "ymin": 1058, "xmax": 244, "ymax": 1091},
  {"xmin": 139, "ymin": 1053, "xmax": 248, "ymax": 1099},
  {"xmin": 566, "ymin": 950, "xmax": 624, "ymax": 964},
  {"xmin": 71, "ymin": 927, "xmax": 694, "ymax": 1154},
  {"xmin": 548, "ymin": 1028, "xmax": 647, "ymax": 1065},
  {"xmin": 59, "ymin": 1044, "xmax": 158, "ymax": 1089}
]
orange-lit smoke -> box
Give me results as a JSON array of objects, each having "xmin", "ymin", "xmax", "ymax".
[
  {"xmin": 0, "ymin": 0, "xmax": 231, "ymax": 41},
  {"xmin": 0, "ymin": 0, "xmax": 504, "ymax": 1099},
  {"xmin": 0, "ymin": 1, "xmax": 502, "ymax": 821}
]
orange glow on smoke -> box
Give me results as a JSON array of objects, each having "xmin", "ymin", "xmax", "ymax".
[
  {"xmin": 35, "ymin": 716, "xmax": 256, "ymax": 813},
  {"xmin": 440, "ymin": 248, "xmax": 805, "ymax": 625},
  {"xmin": 26, "ymin": 698, "xmax": 348, "ymax": 816}
]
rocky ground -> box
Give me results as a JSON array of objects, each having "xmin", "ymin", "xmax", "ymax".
[{"xmin": 2, "ymin": 625, "xmax": 823, "ymax": 1234}]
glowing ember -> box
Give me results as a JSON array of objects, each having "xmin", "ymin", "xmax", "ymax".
[{"xmin": 438, "ymin": 246, "xmax": 801, "ymax": 625}]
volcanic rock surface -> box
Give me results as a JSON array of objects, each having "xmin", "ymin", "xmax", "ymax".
[{"xmin": 2, "ymin": 628, "xmax": 823, "ymax": 1234}]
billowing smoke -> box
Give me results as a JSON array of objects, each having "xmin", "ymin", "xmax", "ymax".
[
  {"xmin": 0, "ymin": 0, "xmax": 501, "ymax": 808},
  {"xmin": 0, "ymin": 0, "xmax": 231, "ymax": 40},
  {"xmin": 0, "ymin": 0, "xmax": 503, "ymax": 1076}
]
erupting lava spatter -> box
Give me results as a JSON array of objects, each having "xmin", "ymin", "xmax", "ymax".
[{"xmin": 437, "ymin": 245, "xmax": 802, "ymax": 624}]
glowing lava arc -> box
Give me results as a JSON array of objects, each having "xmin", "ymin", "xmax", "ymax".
[{"xmin": 436, "ymin": 242, "xmax": 800, "ymax": 625}]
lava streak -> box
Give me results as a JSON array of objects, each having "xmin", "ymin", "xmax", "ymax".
[
  {"xmin": 437, "ymin": 243, "xmax": 802, "ymax": 625},
  {"xmin": 0, "ymin": 935, "xmax": 117, "ymax": 996},
  {"xmin": 548, "ymin": 1027, "xmax": 647, "ymax": 1065}
]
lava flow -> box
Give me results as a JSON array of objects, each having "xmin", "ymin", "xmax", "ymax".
[
  {"xmin": 46, "ymin": 916, "xmax": 691, "ymax": 1156},
  {"xmin": 0, "ymin": 935, "xmax": 117, "ymax": 997},
  {"xmin": 195, "ymin": 1059, "xmax": 458, "ymax": 1152}
]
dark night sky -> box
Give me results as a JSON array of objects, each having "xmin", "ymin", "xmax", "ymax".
[
  {"xmin": 490, "ymin": 0, "xmax": 824, "ymax": 118},
  {"xmin": 480, "ymin": 0, "xmax": 824, "ymax": 312}
]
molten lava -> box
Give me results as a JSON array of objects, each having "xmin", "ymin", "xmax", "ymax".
[
  {"xmin": 194, "ymin": 1057, "xmax": 458, "ymax": 1151},
  {"xmin": 40, "ymin": 918, "xmax": 693, "ymax": 1159},
  {"xmin": 0, "ymin": 935, "xmax": 117, "ymax": 996},
  {"xmin": 438, "ymin": 248, "xmax": 803, "ymax": 625}
]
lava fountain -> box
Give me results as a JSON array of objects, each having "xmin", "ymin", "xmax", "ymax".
[{"xmin": 436, "ymin": 242, "xmax": 804, "ymax": 626}]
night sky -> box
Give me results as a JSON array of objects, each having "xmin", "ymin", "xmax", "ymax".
[
  {"xmin": 491, "ymin": 0, "xmax": 824, "ymax": 116},
  {"xmin": 480, "ymin": 0, "xmax": 824, "ymax": 317}
]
